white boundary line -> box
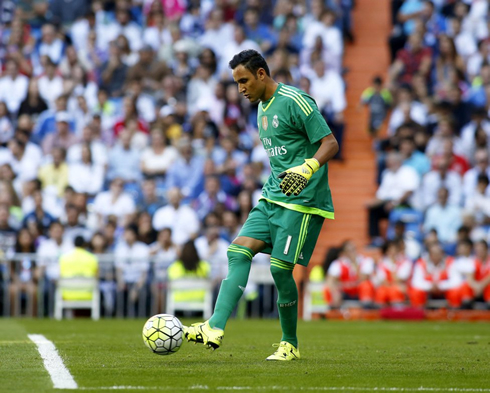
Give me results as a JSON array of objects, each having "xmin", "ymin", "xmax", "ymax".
[
  {"xmin": 28, "ymin": 334, "xmax": 78, "ymax": 390},
  {"xmin": 77, "ymin": 387, "xmax": 490, "ymax": 392}
]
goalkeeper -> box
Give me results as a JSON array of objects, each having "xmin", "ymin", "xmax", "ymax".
[{"xmin": 184, "ymin": 49, "xmax": 339, "ymax": 361}]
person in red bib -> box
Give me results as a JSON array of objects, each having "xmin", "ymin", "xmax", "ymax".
[
  {"xmin": 324, "ymin": 240, "xmax": 375, "ymax": 308},
  {"xmin": 409, "ymin": 241, "xmax": 473, "ymax": 308},
  {"xmin": 375, "ymin": 240, "xmax": 413, "ymax": 306},
  {"xmin": 471, "ymin": 240, "xmax": 490, "ymax": 306}
]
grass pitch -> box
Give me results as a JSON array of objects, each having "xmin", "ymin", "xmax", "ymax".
[{"xmin": 1, "ymin": 318, "xmax": 489, "ymax": 392}]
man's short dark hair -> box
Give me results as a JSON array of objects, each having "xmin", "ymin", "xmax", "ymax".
[
  {"xmin": 477, "ymin": 174, "xmax": 489, "ymax": 186},
  {"xmin": 229, "ymin": 49, "xmax": 270, "ymax": 77},
  {"xmin": 74, "ymin": 236, "xmax": 85, "ymax": 248}
]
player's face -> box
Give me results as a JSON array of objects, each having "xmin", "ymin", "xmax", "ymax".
[{"xmin": 232, "ymin": 64, "xmax": 266, "ymax": 103}]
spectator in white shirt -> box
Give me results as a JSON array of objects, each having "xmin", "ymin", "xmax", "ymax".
[
  {"xmin": 424, "ymin": 187, "xmax": 463, "ymax": 244},
  {"xmin": 464, "ymin": 174, "xmax": 490, "ymax": 226},
  {"xmin": 307, "ymin": 59, "xmax": 346, "ymax": 118},
  {"xmin": 126, "ymin": 78, "xmax": 156, "ymax": 124},
  {"xmin": 387, "ymin": 85, "xmax": 428, "ymax": 136},
  {"xmin": 92, "ymin": 178, "xmax": 136, "ymax": 229},
  {"xmin": 0, "ymin": 102, "xmax": 14, "ymax": 145},
  {"xmin": 421, "ymin": 154, "xmax": 462, "ymax": 210},
  {"xmin": 0, "ymin": 59, "xmax": 29, "ymax": 114},
  {"xmin": 425, "ymin": 119, "xmax": 464, "ymax": 159},
  {"xmin": 187, "ymin": 64, "xmax": 218, "ymax": 116},
  {"xmin": 302, "ymin": 8, "xmax": 343, "ymax": 74},
  {"xmin": 115, "ymin": 224, "xmax": 150, "ymax": 317},
  {"xmin": 36, "ymin": 221, "xmax": 73, "ymax": 316},
  {"xmin": 466, "ymin": 39, "xmax": 490, "ymax": 80},
  {"xmin": 35, "ymin": 24, "xmax": 65, "ymax": 67},
  {"xmin": 463, "ymin": 148, "xmax": 490, "ymax": 203},
  {"xmin": 140, "ymin": 128, "xmax": 178, "ymax": 180},
  {"xmin": 149, "ymin": 227, "xmax": 178, "ymax": 313},
  {"xmin": 150, "ymin": 228, "xmax": 178, "ymax": 282},
  {"xmin": 62, "ymin": 204, "xmax": 92, "ymax": 244},
  {"xmin": 97, "ymin": 8, "xmax": 143, "ymax": 52},
  {"xmin": 195, "ymin": 225, "xmax": 229, "ymax": 284},
  {"xmin": 219, "ymin": 24, "xmax": 261, "ymax": 76},
  {"xmin": 459, "ymin": 0, "xmax": 488, "ymax": 41},
  {"xmin": 70, "ymin": 11, "xmax": 96, "ymax": 52},
  {"xmin": 143, "ymin": 10, "xmax": 172, "ymax": 52},
  {"xmin": 38, "ymin": 58, "xmax": 64, "ymax": 109},
  {"xmin": 198, "ymin": 9, "xmax": 233, "ymax": 60},
  {"xmin": 0, "ymin": 138, "xmax": 42, "ymax": 193},
  {"xmin": 67, "ymin": 65, "xmax": 99, "ymax": 115},
  {"xmin": 449, "ymin": 17, "xmax": 477, "ymax": 61},
  {"xmin": 366, "ymin": 152, "xmax": 420, "ymax": 244},
  {"xmin": 68, "ymin": 143, "xmax": 105, "ymax": 196},
  {"xmin": 67, "ymin": 125, "xmax": 108, "ymax": 167},
  {"xmin": 459, "ymin": 108, "xmax": 490, "ymax": 164},
  {"xmin": 152, "ymin": 187, "xmax": 200, "ymax": 245}
]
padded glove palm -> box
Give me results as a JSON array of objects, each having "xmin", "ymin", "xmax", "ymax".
[{"xmin": 278, "ymin": 158, "xmax": 320, "ymax": 196}]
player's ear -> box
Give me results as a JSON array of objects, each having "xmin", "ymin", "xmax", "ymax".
[{"xmin": 257, "ymin": 68, "xmax": 266, "ymax": 81}]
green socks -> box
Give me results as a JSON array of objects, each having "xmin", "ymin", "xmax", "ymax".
[
  {"xmin": 270, "ymin": 259, "xmax": 298, "ymax": 348},
  {"xmin": 209, "ymin": 244, "xmax": 254, "ymax": 330},
  {"xmin": 208, "ymin": 246, "xmax": 298, "ymax": 348}
]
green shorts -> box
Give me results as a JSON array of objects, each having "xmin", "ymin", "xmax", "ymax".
[{"xmin": 237, "ymin": 200, "xmax": 325, "ymax": 267}]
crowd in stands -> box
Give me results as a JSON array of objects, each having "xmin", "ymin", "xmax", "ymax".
[
  {"xmin": 0, "ymin": 0, "xmax": 352, "ymax": 316},
  {"xmin": 323, "ymin": 0, "xmax": 490, "ymax": 311}
]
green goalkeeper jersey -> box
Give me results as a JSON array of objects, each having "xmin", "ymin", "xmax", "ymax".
[{"xmin": 257, "ymin": 83, "xmax": 334, "ymax": 219}]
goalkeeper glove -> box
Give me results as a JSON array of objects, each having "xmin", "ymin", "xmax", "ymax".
[{"xmin": 278, "ymin": 158, "xmax": 320, "ymax": 196}]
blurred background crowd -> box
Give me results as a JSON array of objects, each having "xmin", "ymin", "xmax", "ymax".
[
  {"xmin": 2, "ymin": 0, "xmax": 490, "ymax": 318},
  {"xmin": 0, "ymin": 0, "xmax": 351, "ymax": 317}
]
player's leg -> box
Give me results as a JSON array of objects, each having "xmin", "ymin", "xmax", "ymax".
[
  {"xmin": 184, "ymin": 203, "xmax": 270, "ymax": 349},
  {"xmin": 270, "ymin": 259, "xmax": 299, "ymax": 348},
  {"xmin": 408, "ymin": 287, "xmax": 427, "ymax": 308},
  {"xmin": 375, "ymin": 285, "xmax": 389, "ymax": 306},
  {"xmin": 266, "ymin": 207, "xmax": 324, "ymax": 361},
  {"xmin": 484, "ymin": 283, "xmax": 490, "ymax": 307},
  {"xmin": 209, "ymin": 236, "xmax": 266, "ymax": 330}
]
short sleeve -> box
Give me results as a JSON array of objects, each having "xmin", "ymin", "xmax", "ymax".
[
  {"xmin": 456, "ymin": 258, "xmax": 476, "ymax": 275},
  {"xmin": 292, "ymin": 94, "xmax": 332, "ymax": 144},
  {"xmin": 92, "ymin": 193, "xmax": 104, "ymax": 214},
  {"xmin": 397, "ymin": 260, "xmax": 412, "ymax": 281},
  {"xmin": 327, "ymin": 260, "xmax": 341, "ymax": 277},
  {"xmin": 359, "ymin": 257, "xmax": 375, "ymax": 275}
]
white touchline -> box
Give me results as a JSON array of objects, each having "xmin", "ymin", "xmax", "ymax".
[
  {"xmin": 28, "ymin": 334, "xmax": 78, "ymax": 390},
  {"xmin": 78, "ymin": 387, "xmax": 490, "ymax": 392}
]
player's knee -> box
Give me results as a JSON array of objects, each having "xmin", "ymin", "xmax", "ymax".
[
  {"xmin": 227, "ymin": 244, "xmax": 255, "ymax": 266},
  {"xmin": 270, "ymin": 263, "xmax": 294, "ymax": 282}
]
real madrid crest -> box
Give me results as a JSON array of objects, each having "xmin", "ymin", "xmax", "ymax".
[
  {"xmin": 262, "ymin": 116, "xmax": 268, "ymax": 130},
  {"xmin": 272, "ymin": 114, "xmax": 279, "ymax": 128}
]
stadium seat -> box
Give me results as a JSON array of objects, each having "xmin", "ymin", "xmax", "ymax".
[
  {"xmin": 54, "ymin": 278, "xmax": 100, "ymax": 320},
  {"xmin": 166, "ymin": 278, "xmax": 213, "ymax": 319},
  {"xmin": 303, "ymin": 281, "xmax": 329, "ymax": 321}
]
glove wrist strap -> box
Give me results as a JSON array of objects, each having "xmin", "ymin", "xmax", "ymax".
[{"xmin": 305, "ymin": 158, "xmax": 320, "ymax": 173}]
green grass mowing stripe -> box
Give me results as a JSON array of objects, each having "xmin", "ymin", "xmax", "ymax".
[{"xmin": 8, "ymin": 319, "xmax": 490, "ymax": 392}]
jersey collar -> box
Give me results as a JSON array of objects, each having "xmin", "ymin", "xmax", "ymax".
[{"xmin": 261, "ymin": 83, "xmax": 282, "ymax": 112}]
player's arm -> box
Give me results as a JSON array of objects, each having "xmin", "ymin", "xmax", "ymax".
[
  {"xmin": 313, "ymin": 134, "xmax": 339, "ymax": 166},
  {"xmin": 279, "ymin": 135, "xmax": 339, "ymax": 196},
  {"xmin": 325, "ymin": 274, "xmax": 342, "ymax": 308}
]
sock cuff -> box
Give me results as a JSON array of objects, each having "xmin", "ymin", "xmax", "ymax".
[
  {"xmin": 271, "ymin": 258, "xmax": 295, "ymax": 271},
  {"xmin": 227, "ymin": 243, "xmax": 255, "ymax": 261}
]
